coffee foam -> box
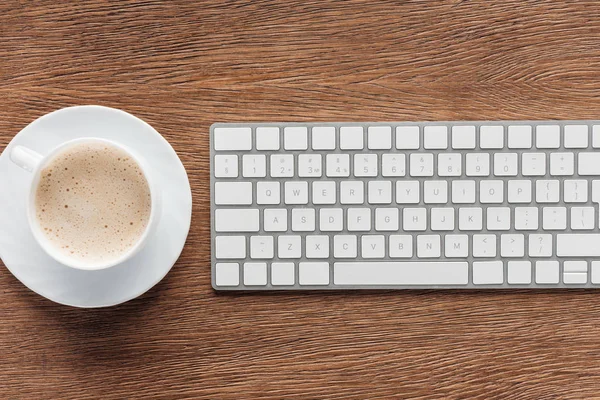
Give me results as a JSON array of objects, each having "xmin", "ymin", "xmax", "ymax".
[{"xmin": 35, "ymin": 142, "xmax": 151, "ymax": 266}]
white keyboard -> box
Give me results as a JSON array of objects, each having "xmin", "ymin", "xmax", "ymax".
[{"xmin": 211, "ymin": 122, "xmax": 600, "ymax": 290}]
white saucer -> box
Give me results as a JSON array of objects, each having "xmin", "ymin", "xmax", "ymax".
[{"xmin": 0, "ymin": 106, "xmax": 192, "ymax": 308}]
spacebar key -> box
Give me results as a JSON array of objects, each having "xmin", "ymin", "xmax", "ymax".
[{"xmin": 334, "ymin": 262, "xmax": 469, "ymax": 285}]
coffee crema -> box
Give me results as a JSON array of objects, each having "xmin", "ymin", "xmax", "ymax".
[{"xmin": 35, "ymin": 142, "xmax": 152, "ymax": 265}]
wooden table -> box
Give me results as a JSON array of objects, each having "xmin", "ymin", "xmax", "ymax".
[{"xmin": 2, "ymin": 1, "xmax": 600, "ymax": 398}]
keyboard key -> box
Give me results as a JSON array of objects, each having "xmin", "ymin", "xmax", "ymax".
[
  {"xmin": 459, "ymin": 207, "xmax": 482, "ymax": 230},
  {"xmin": 368, "ymin": 181, "xmax": 392, "ymax": 204},
  {"xmin": 507, "ymin": 180, "xmax": 532, "ymax": 203},
  {"xmin": 570, "ymin": 207, "xmax": 594, "ymax": 230},
  {"xmin": 215, "ymin": 263, "xmax": 239, "ymax": 287},
  {"xmin": 326, "ymin": 154, "xmax": 350, "ymax": 177},
  {"xmin": 528, "ymin": 234, "xmax": 552, "ymax": 257},
  {"xmin": 438, "ymin": 154, "xmax": 462, "ymax": 177},
  {"xmin": 431, "ymin": 208, "xmax": 454, "ymax": 231},
  {"xmin": 389, "ymin": 235, "xmax": 413, "ymax": 258},
  {"xmin": 242, "ymin": 154, "xmax": 266, "ymax": 177},
  {"xmin": 564, "ymin": 180, "xmax": 587, "ymax": 203},
  {"xmin": 522, "ymin": 153, "xmax": 546, "ymax": 176},
  {"xmin": 494, "ymin": 153, "xmax": 518, "ymax": 176},
  {"xmin": 214, "ymin": 127, "xmax": 252, "ymax": 151},
  {"xmin": 312, "ymin": 127, "xmax": 336, "ymax": 150},
  {"xmin": 564, "ymin": 272, "xmax": 587, "ymax": 284},
  {"xmin": 306, "ymin": 236, "xmax": 330, "ymax": 259},
  {"xmin": 501, "ymin": 234, "xmax": 524, "ymax": 257},
  {"xmin": 480, "ymin": 125, "xmax": 504, "ymax": 149},
  {"xmin": 298, "ymin": 154, "xmax": 322, "ymax": 177},
  {"xmin": 214, "ymin": 155, "xmax": 238, "ymax": 178},
  {"xmin": 487, "ymin": 207, "xmax": 510, "ymax": 230},
  {"xmin": 216, "ymin": 236, "xmax": 246, "ymax": 259},
  {"xmin": 473, "ymin": 234, "xmax": 496, "ymax": 258},
  {"xmin": 340, "ymin": 126, "xmax": 364, "ymax": 149},
  {"xmin": 340, "ymin": 181, "xmax": 364, "ymax": 204},
  {"xmin": 550, "ymin": 152, "xmax": 574, "ymax": 176},
  {"xmin": 256, "ymin": 127, "xmax": 280, "ymax": 150},
  {"xmin": 480, "ymin": 181, "xmax": 504, "ymax": 204},
  {"xmin": 264, "ymin": 209, "xmax": 287, "ymax": 232},
  {"xmin": 285, "ymin": 181, "xmax": 309, "ymax": 204},
  {"xmin": 215, "ymin": 182, "xmax": 252, "ymax": 205},
  {"xmin": 473, "ymin": 261, "xmax": 503, "ymax": 284},
  {"xmin": 215, "ymin": 209, "xmax": 259, "ymax": 232},
  {"xmin": 536, "ymin": 180, "xmax": 560, "ymax": 203},
  {"xmin": 396, "ymin": 126, "xmax": 420, "ymax": 149},
  {"xmin": 362, "ymin": 235, "xmax": 385, "ymax": 258},
  {"xmin": 271, "ymin": 262, "xmax": 295, "ymax": 286},
  {"xmin": 368, "ymin": 126, "xmax": 392, "ymax": 149},
  {"xmin": 270, "ymin": 154, "xmax": 294, "ymax": 177},
  {"xmin": 536, "ymin": 261, "xmax": 559, "ymax": 284},
  {"xmin": 465, "ymin": 153, "xmax": 490, "ymax": 176},
  {"xmin": 284, "ymin": 127, "xmax": 308, "ymax": 150},
  {"xmin": 542, "ymin": 207, "xmax": 566, "ymax": 230},
  {"xmin": 514, "ymin": 207, "xmax": 538, "ymax": 230},
  {"xmin": 299, "ymin": 262, "xmax": 330, "ymax": 285},
  {"xmin": 354, "ymin": 154, "xmax": 378, "ymax": 177},
  {"xmin": 564, "ymin": 125, "xmax": 588, "ymax": 148},
  {"xmin": 593, "ymin": 262, "xmax": 600, "ymax": 284},
  {"xmin": 278, "ymin": 236, "xmax": 302, "ymax": 258},
  {"xmin": 594, "ymin": 126, "xmax": 600, "ymax": 148},
  {"xmin": 424, "ymin": 126, "xmax": 448, "ymax": 149},
  {"xmin": 396, "ymin": 181, "xmax": 420, "ymax": 204},
  {"xmin": 320, "ymin": 208, "xmax": 343, "ymax": 232},
  {"xmin": 508, "ymin": 261, "xmax": 532, "ymax": 284},
  {"xmin": 334, "ymin": 235, "xmax": 357, "ymax": 258},
  {"xmin": 508, "ymin": 125, "xmax": 532, "ymax": 148},
  {"xmin": 445, "ymin": 235, "xmax": 468, "ymax": 257},
  {"xmin": 257, "ymin": 182, "xmax": 280, "ymax": 205},
  {"xmin": 347, "ymin": 208, "xmax": 371, "ymax": 231},
  {"xmin": 536, "ymin": 125, "xmax": 560, "ymax": 148},
  {"xmin": 578, "ymin": 153, "xmax": 600, "ymax": 175},
  {"xmin": 375, "ymin": 208, "xmax": 399, "ymax": 231},
  {"xmin": 250, "ymin": 236, "xmax": 274, "ymax": 259},
  {"xmin": 410, "ymin": 153, "xmax": 434, "ymax": 177},
  {"xmin": 292, "ymin": 208, "xmax": 316, "ymax": 231},
  {"xmin": 557, "ymin": 234, "xmax": 600, "ymax": 256},
  {"xmin": 382, "ymin": 154, "xmax": 406, "ymax": 177},
  {"xmin": 244, "ymin": 263, "xmax": 267, "ymax": 286},
  {"xmin": 424, "ymin": 181, "xmax": 448, "ymax": 204},
  {"xmin": 417, "ymin": 235, "xmax": 441, "ymax": 258},
  {"xmin": 312, "ymin": 181, "xmax": 336, "ymax": 204},
  {"xmin": 452, "ymin": 181, "xmax": 476, "ymax": 204},
  {"xmin": 403, "ymin": 208, "xmax": 426, "ymax": 231},
  {"xmin": 452, "ymin": 125, "xmax": 476, "ymax": 149},
  {"xmin": 334, "ymin": 262, "xmax": 469, "ymax": 285}
]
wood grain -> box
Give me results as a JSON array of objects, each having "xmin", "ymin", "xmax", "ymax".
[{"xmin": 2, "ymin": 0, "xmax": 600, "ymax": 398}]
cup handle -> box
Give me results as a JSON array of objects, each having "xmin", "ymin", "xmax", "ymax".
[{"xmin": 10, "ymin": 145, "xmax": 43, "ymax": 172}]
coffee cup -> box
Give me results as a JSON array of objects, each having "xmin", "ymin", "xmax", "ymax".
[{"xmin": 10, "ymin": 138, "xmax": 160, "ymax": 271}]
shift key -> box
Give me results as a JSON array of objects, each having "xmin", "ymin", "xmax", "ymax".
[
  {"xmin": 557, "ymin": 234, "xmax": 600, "ymax": 256},
  {"xmin": 215, "ymin": 209, "xmax": 259, "ymax": 232}
]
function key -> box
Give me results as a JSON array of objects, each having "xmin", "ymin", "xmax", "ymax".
[
  {"xmin": 451, "ymin": 126, "xmax": 476, "ymax": 149},
  {"xmin": 368, "ymin": 126, "xmax": 392, "ymax": 149},
  {"xmin": 480, "ymin": 125, "xmax": 504, "ymax": 149},
  {"xmin": 214, "ymin": 127, "xmax": 252, "ymax": 151},
  {"xmin": 256, "ymin": 127, "xmax": 280, "ymax": 150},
  {"xmin": 396, "ymin": 126, "xmax": 419, "ymax": 149},
  {"xmin": 424, "ymin": 126, "xmax": 448, "ymax": 149},
  {"xmin": 508, "ymin": 125, "xmax": 532, "ymax": 149},
  {"xmin": 284, "ymin": 127, "xmax": 308, "ymax": 150},
  {"xmin": 312, "ymin": 126, "xmax": 336, "ymax": 150},
  {"xmin": 340, "ymin": 126, "xmax": 364, "ymax": 149},
  {"xmin": 536, "ymin": 125, "xmax": 560, "ymax": 149},
  {"xmin": 564, "ymin": 125, "xmax": 588, "ymax": 148}
]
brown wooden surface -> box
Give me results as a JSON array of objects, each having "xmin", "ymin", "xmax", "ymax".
[{"xmin": 2, "ymin": 1, "xmax": 600, "ymax": 398}]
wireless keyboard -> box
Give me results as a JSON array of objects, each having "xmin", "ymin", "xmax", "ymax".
[{"xmin": 211, "ymin": 122, "xmax": 600, "ymax": 290}]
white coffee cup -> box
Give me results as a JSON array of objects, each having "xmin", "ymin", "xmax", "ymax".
[{"xmin": 9, "ymin": 137, "xmax": 161, "ymax": 271}]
